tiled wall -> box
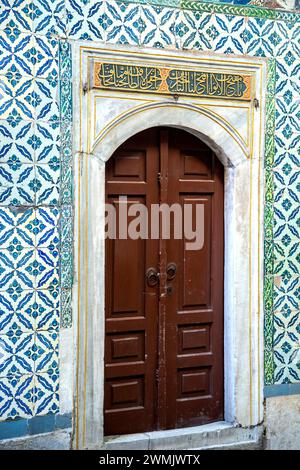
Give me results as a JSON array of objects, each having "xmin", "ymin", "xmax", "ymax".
[{"xmin": 0, "ymin": 0, "xmax": 300, "ymax": 430}]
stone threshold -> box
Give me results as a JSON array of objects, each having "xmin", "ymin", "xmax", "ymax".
[{"xmin": 102, "ymin": 421, "xmax": 264, "ymax": 450}]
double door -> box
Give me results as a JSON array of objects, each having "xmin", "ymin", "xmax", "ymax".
[{"xmin": 104, "ymin": 127, "xmax": 224, "ymax": 435}]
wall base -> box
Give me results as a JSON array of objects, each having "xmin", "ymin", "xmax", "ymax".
[{"xmin": 264, "ymin": 396, "xmax": 300, "ymax": 450}]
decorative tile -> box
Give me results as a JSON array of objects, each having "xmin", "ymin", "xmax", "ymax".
[
  {"xmin": 0, "ymin": 374, "xmax": 34, "ymax": 420},
  {"xmin": 103, "ymin": 1, "xmax": 141, "ymax": 46},
  {"xmin": 0, "ymin": 1, "xmax": 34, "ymax": 34},
  {"xmin": 66, "ymin": 0, "xmax": 105, "ymax": 40},
  {"xmin": 0, "ymin": 163, "xmax": 39, "ymax": 207},
  {"xmin": 34, "ymin": 330, "xmax": 58, "ymax": 375},
  {"xmin": 0, "ymin": 120, "xmax": 35, "ymax": 166},
  {"xmin": 0, "ymin": 332, "xmax": 34, "ymax": 378},
  {"xmin": 177, "ymin": 10, "xmax": 212, "ymax": 50},
  {"xmin": 33, "ymin": 35, "xmax": 59, "ymax": 81},
  {"xmin": 243, "ymin": 17, "xmax": 275, "ymax": 57},
  {"xmin": 61, "ymin": 288, "xmax": 72, "ymax": 328},
  {"xmin": 0, "ymin": 32, "xmax": 36, "ymax": 77},
  {"xmin": 33, "ymin": 0, "xmax": 67, "ymax": 36},
  {"xmin": 140, "ymin": 3, "xmax": 177, "ymax": 48},
  {"xmin": 33, "ymin": 371, "xmax": 59, "ymax": 417},
  {"xmin": 35, "ymin": 248, "xmax": 59, "ymax": 290},
  {"xmin": 211, "ymin": 14, "xmax": 247, "ymax": 55}
]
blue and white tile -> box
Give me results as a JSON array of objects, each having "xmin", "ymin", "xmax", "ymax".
[
  {"xmin": 35, "ymin": 290, "xmax": 60, "ymax": 331},
  {"xmin": 34, "ymin": 122, "xmax": 60, "ymax": 167},
  {"xmin": 176, "ymin": 10, "xmax": 212, "ymax": 51},
  {"xmin": 275, "ymin": 20, "xmax": 300, "ymax": 59},
  {"xmin": 33, "ymin": 0, "xmax": 67, "ymax": 36},
  {"xmin": 66, "ymin": 0, "xmax": 105, "ymax": 41},
  {"xmin": 0, "ymin": 1, "xmax": 33, "ymax": 34},
  {"xmin": 274, "ymin": 345, "xmax": 300, "ymax": 384},
  {"xmin": 0, "ymin": 163, "xmax": 38, "ymax": 206},
  {"xmin": 35, "ymin": 164, "xmax": 60, "ymax": 206},
  {"xmin": 0, "ymin": 374, "xmax": 34, "ymax": 420},
  {"xmin": 0, "ymin": 75, "xmax": 34, "ymax": 121},
  {"xmin": 273, "ymin": 275, "xmax": 300, "ymax": 313},
  {"xmin": 0, "ymin": 332, "xmax": 34, "ymax": 378},
  {"xmin": 0, "ymin": 120, "xmax": 35, "ymax": 166},
  {"xmin": 105, "ymin": 1, "xmax": 141, "ymax": 46},
  {"xmin": 243, "ymin": 17, "xmax": 275, "ymax": 57},
  {"xmin": 0, "ymin": 30, "xmax": 35, "ymax": 78},
  {"xmin": 33, "ymin": 372, "xmax": 59, "ymax": 417},
  {"xmin": 33, "ymin": 35, "xmax": 59, "ymax": 80},
  {"xmin": 140, "ymin": 4, "xmax": 177, "ymax": 49},
  {"xmin": 32, "ymin": 79, "xmax": 59, "ymax": 123},
  {"xmin": 275, "ymin": 58, "xmax": 300, "ymax": 97},
  {"xmin": 211, "ymin": 14, "xmax": 246, "ymax": 55},
  {"xmin": 35, "ymin": 208, "xmax": 59, "ymax": 249},
  {"xmin": 0, "ymin": 249, "xmax": 36, "ymax": 290},
  {"xmin": 35, "ymin": 248, "xmax": 59, "ymax": 290},
  {"xmin": 0, "ymin": 208, "xmax": 35, "ymax": 252},
  {"xmin": 34, "ymin": 329, "xmax": 58, "ymax": 375}
]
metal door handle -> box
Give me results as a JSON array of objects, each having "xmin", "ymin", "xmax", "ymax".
[
  {"xmin": 166, "ymin": 262, "xmax": 177, "ymax": 281},
  {"xmin": 146, "ymin": 267, "xmax": 159, "ymax": 287}
]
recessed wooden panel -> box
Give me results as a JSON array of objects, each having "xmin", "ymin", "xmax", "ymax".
[
  {"xmin": 106, "ymin": 332, "xmax": 145, "ymax": 363},
  {"xmin": 113, "ymin": 150, "xmax": 146, "ymax": 181},
  {"xmin": 109, "ymin": 197, "xmax": 146, "ymax": 317},
  {"xmin": 179, "ymin": 368, "xmax": 211, "ymax": 398},
  {"xmin": 106, "ymin": 377, "xmax": 144, "ymax": 410},
  {"xmin": 178, "ymin": 325, "xmax": 210, "ymax": 354},
  {"xmin": 181, "ymin": 196, "xmax": 212, "ymax": 309},
  {"xmin": 182, "ymin": 149, "xmax": 212, "ymax": 180}
]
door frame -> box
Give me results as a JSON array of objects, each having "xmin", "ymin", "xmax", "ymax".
[{"xmin": 72, "ymin": 43, "xmax": 266, "ymax": 449}]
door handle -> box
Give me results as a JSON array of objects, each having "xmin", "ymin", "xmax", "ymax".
[
  {"xmin": 166, "ymin": 262, "xmax": 177, "ymax": 281},
  {"xmin": 146, "ymin": 267, "xmax": 159, "ymax": 287}
]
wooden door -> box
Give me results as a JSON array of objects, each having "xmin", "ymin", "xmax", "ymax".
[{"xmin": 104, "ymin": 128, "xmax": 224, "ymax": 435}]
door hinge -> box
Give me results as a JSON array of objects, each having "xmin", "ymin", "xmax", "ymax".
[
  {"xmin": 157, "ymin": 172, "xmax": 161, "ymax": 184},
  {"xmin": 155, "ymin": 369, "xmax": 159, "ymax": 382},
  {"xmin": 253, "ymin": 98, "xmax": 259, "ymax": 109}
]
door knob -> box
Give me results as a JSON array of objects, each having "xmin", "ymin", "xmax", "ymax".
[
  {"xmin": 146, "ymin": 267, "xmax": 159, "ymax": 287},
  {"xmin": 166, "ymin": 262, "xmax": 177, "ymax": 281}
]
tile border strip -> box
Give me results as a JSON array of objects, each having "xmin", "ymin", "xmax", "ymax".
[
  {"xmin": 264, "ymin": 383, "xmax": 300, "ymax": 397},
  {"xmin": 59, "ymin": 39, "xmax": 74, "ymax": 328},
  {"xmin": 121, "ymin": 0, "xmax": 300, "ymax": 21},
  {"xmin": 0, "ymin": 413, "xmax": 72, "ymax": 441},
  {"xmin": 264, "ymin": 58, "xmax": 276, "ymax": 387}
]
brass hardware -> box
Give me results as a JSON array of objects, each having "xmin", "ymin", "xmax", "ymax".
[{"xmin": 146, "ymin": 267, "xmax": 159, "ymax": 287}]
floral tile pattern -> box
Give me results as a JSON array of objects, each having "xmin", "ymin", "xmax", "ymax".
[{"xmin": 0, "ymin": 0, "xmax": 299, "ymax": 425}]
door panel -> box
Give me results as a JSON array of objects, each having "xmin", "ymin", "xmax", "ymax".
[
  {"xmin": 104, "ymin": 127, "xmax": 224, "ymax": 435},
  {"xmin": 105, "ymin": 130, "xmax": 159, "ymax": 435}
]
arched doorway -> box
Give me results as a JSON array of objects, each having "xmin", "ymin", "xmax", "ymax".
[{"xmin": 104, "ymin": 127, "xmax": 224, "ymax": 435}]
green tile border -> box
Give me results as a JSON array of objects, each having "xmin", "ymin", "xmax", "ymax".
[
  {"xmin": 264, "ymin": 58, "xmax": 276, "ymax": 386},
  {"xmin": 122, "ymin": 0, "xmax": 300, "ymax": 21}
]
